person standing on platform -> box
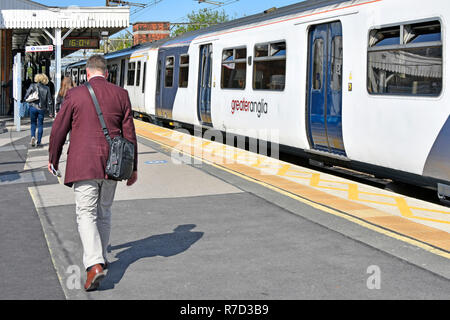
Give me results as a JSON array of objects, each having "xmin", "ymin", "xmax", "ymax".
[
  {"xmin": 24, "ymin": 73, "xmax": 53, "ymax": 148},
  {"xmin": 48, "ymin": 54, "xmax": 138, "ymax": 292},
  {"xmin": 55, "ymin": 77, "xmax": 74, "ymax": 114},
  {"xmin": 47, "ymin": 78, "xmax": 55, "ymax": 118},
  {"xmin": 2, "ymin": 75, "xmax": 13, "ymax": 116}
]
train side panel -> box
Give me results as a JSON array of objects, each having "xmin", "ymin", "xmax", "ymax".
[
  {"xmin": 343, "ymin": 0, "xmax": 449, "ymax": 180},
  {"xmin": 65, "ymin": 0, "xmax": 450, "ymax": 189},
  {"xmin": 143, "ymin": 48, "xmax": 159, "ymax": 117}
]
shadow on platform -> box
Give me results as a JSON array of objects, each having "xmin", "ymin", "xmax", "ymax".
[{"xmin": 99, "ymin": 224, "xmax": 203, "ymax": 291}]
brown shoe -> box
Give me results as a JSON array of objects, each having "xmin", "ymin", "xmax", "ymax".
[{"xmin": 84, "ymin": 264, "xmax": 105, "ymax": 292}]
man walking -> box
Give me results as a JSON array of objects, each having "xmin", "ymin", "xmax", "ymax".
[{"xmin": 48, "ymin": 55, "xmax": 138, "ymax": 291}]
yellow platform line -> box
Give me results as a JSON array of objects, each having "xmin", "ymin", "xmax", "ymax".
[
  {"xmin": 135, "ymin": 121, "xmax": 450, "ymax": 259},
  {"xmin": 276, "ymin": 161, "xmax": 450, "ymax": 223},
  {"xmin": 135, "ymin": 122, "xmax": 450, "ymax": 225},
  {"xmin": 135, "ymin": 122, "xmax": 450, "ymax": 221}
]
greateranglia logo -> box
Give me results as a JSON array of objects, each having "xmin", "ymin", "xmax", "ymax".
[{"xmin": 231, "ymin": 98, "xmax": 268, "ymax": 118}]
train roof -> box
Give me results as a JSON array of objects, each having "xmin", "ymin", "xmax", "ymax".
[
  {"xmin": 65, "ymin": 0, "xmax": 354, "ymax": 67},
  {"xmin": 159, "ymin": 0, "xmax": 352, "ymax": 46}
]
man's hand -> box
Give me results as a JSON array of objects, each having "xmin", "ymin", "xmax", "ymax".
[
  {"xmin": 127, "ymin": 171, "xmax": 138, "ymax": 186},
  {"xmin": 48, "ymin": 162, "xmax": 54, "ymax": 175},
  {"xmin": 48, "ymin": 162, "xmax": 61, "ymax": 177}
]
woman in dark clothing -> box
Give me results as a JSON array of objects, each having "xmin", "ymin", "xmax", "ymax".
[
  {"xmin": 24, "ymin": 73, "xmax": 54, "ymax": 147},
  {"xmin": 55, "ymin": 76, "xmax": 75, "ymax": 114}
]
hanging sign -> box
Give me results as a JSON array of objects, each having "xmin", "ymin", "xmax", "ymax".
[
  {"xmin": 63, "ymin": 37, "xmax": 100, "ymax": 50},
  {"xmin": 25, "ymin": 45, "xmax": 54, "ymax": 53}
]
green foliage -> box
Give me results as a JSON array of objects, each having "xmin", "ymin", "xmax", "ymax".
[
  {"xmin": 172, "ymin": 8, "xmax": 230, "ymax": 37},
  {"xmin": 96, "ymin": 32, "xmax": 133, "ymax": 54}
]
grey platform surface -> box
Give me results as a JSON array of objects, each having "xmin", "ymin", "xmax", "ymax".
[
  {"xmin": 0, "ymin": 118, "xmax": 64, "ymax": 300},
  {"xmin": 1, "ymin": 117, "xmax": 449, "ymax": 300}
]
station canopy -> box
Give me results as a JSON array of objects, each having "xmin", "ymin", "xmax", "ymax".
[
  {"xmin": 369, "ymin": 50, "xmax": 442, "ymax": 79},
  {"xmin": 0, "ymin": 0, "xmax": 130, "ymax": 58}
]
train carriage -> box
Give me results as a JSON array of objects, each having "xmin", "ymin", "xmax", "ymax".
[{"xmin": 65, "ymin": 0, "xmax": 450, "ymax": 203}]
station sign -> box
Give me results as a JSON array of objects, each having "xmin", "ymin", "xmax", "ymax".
[
  {"xmin": 63, "ymin": 37, "xmax": 100, "ymax": 50},
  {"xmin": 25, "ymin": 45, "xmax": 54, "ymax": 53}
]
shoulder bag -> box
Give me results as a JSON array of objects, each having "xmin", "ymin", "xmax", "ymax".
[
  {"xmin": 86, "ymin": 82, "xmax": 135, "ymax": 181},
  {"xmin": 26, "ymin": 84, "xmax": 39, "ymax": 103}
]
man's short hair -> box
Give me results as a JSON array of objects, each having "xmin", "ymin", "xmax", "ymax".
[{"xmin": 86, "ymin": 54, "xmax": 107, "ymax": 73}]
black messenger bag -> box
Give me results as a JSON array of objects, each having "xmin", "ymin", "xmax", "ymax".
[{"xmin": 86, "ymin": 82, "xmax": 135, "ymax": 181}]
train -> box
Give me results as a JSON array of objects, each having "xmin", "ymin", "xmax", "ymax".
[{"xmin": 65, "ymin": 0, "xmax": 450, "ymax": 203}]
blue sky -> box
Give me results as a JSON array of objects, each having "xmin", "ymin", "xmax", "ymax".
[{"xmin": 35, "ymin": 0, "xmax": 305, "ymax": 24}]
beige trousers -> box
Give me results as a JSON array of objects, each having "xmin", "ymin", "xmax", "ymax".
[{"xmin": 74, "ymin": 179, "xmax": 118, "ymax": 270}]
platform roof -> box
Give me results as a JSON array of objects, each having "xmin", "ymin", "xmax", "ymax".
[
  {"xmin": 0, "ymin": 0, "xmax": 130, "ymax": 55},
  {"xmin": 0, "ymin": 0, "xmax": 129, "ymax": 29}
]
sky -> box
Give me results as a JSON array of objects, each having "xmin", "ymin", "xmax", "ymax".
[{"xmin": 34, "ymin": 0, "xmax": 305, "ymax": 24}]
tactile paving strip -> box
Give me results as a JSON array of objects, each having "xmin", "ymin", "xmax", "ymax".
[{"xmin": 134, "ymin": 120, "xmax": 450, "ymax": 256}]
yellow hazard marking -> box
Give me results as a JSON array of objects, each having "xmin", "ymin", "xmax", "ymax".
[{"xmin": 134, "ymin": 120, "xmax": 450, "ymax": 258}]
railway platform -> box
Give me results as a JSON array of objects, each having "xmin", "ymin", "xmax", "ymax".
[{"xmin": 0, "ymin": 116, "xmax": 449, "ymax": 300}]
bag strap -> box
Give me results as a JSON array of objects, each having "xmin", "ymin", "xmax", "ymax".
[{"xmin": 85, "ymin": 82, "xmax": 112, "ymax": 144}]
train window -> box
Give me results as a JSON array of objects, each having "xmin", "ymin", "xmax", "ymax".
[
  {"xmin": 405, "ymin": 21, "xmax": 441, "ymax": 44},
  {"xmin": 271, "ymin": 42, "xmax": 286, "ymax": 57},
  {"xmin": 80, "ymin": 70, "xmax": 86, "ymax": 84},
  {"xmin": 136, "ymin": 61, "xmax": 141, "ymax": 87},
  {"xmin": 108, "ymin": 64, "xmax": 118, "ymax": 84},
  {"xmin": 331, "ymin": 36, "xmax": 343, "ymax": 91},
  {"xmin": 369, "ymin": 27, "xmax": 400, "ymax": 47},
  {"xmin": 221, "ymin": 47, "xmax": 247, "ymax": 89},
  {"xmin": 253, "ymin": 41, "xmax": 286, "ymax": 91},
  {"xmin": 368, "ymin": 20, "xmax": 442, "ymax": 96},
  {"xmin": 156, "ymin": 59, "xmax": 162, "ymax": 95},
  {"xmin": 236, "ymin": 48, "xmax": 246, "ymax": 59},
  {"xmin": 312, "ymin": 39, "xmax": 324, "ymax": 90},
  {"xmin": 255, "ymin": 44, "xmax": 269, "ymax": 57},
  {"xmin": 73, "ymin": 69, "xmax": 79, "ymax": 86},
  {"xmin": 120, "ymin": 59, "xmax": 126, "ymax": 87},
  {"xmin": 179, "ymin": 54, "xmax": 189, "ymax": 88},
  {"xmin": 142, "ymin": 62, "xmax": 147, "ymax": 94},
  {"xmin": 165, "ymin": 56, "xmax": 175, "ymax": 88},
  {"xmin": 127, "ymin": 62, "xmax": 136, "ymax": 86}
]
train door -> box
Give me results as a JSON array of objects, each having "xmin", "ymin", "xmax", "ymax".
[
  {"xmin": 155, "ymin": 51, "xmax": 177, "ymax": 119},
  {"xmin": 119, "ymin": 59, "xmax": 126, "ymax": 88},
  {"xmin": 198, "ymin": 44, "xmax": 213, "ymax": 125},
  {"xmin": 72, "ymin": 69, "xmax": 79, "ymax": 86},
  {"xmin": 307, "ymin": 21, "xmax": 346, "ymax": 156},
  {"xmin": 155, "ymin": 57, "xmax": 162, "ymax": 117},
  {"xmin": 161, "ymin": 55, "xmax": 176, "ymax": 119},
  {"xmin": 133, "ymin": 60, "xmax": 144, "ymax": 112},
  {"xmin": 141, "ymin": 61, "xmax": 147, "ymax": 113}
]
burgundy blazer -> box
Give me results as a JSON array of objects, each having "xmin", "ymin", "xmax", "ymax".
[{"xmin": 49, "ymin": 76, "xmax": 138, "ymax": 187}]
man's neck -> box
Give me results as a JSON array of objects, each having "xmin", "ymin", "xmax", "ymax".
[{"xmin": 89, "ymin": 74, "xmax": 105, "ymax": 80}]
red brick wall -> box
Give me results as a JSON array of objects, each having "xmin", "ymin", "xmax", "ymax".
[
  {"xmin": 133, "ymin": 22, "xmax": 170, "ymax": 45},
  {"xmin": 1, "ymin": 30, "xmax": 13, "ymax": 115}
]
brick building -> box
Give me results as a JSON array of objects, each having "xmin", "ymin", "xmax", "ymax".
[{"xmin": 133, "ymin": 22, "xmax": 170, "ymax": 45}]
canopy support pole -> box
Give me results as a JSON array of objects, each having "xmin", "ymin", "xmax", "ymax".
[{"xmin": 44, "ymin": 28, "xmax": 74, "ymax": 116}]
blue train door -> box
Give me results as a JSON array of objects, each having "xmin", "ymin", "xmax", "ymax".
[
  {"xmin": 119, "ymin": 59, "xmax": 126, "ymax": 88},
  {"xmin": 307, "ymin": 21, "xmax": 346, "ymax": 156},
  {"xmin": 198, "ymin": 44, "xmax": 213, "ymax": 125}
]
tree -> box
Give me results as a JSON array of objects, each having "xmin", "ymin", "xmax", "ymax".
[
  {"xmin": 96, "ymin": 32, "xmax": 133, "ymax": 54},
  {"xmin": 172, "ymin": 8, "xmax": 230, "ymax": 37}
]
